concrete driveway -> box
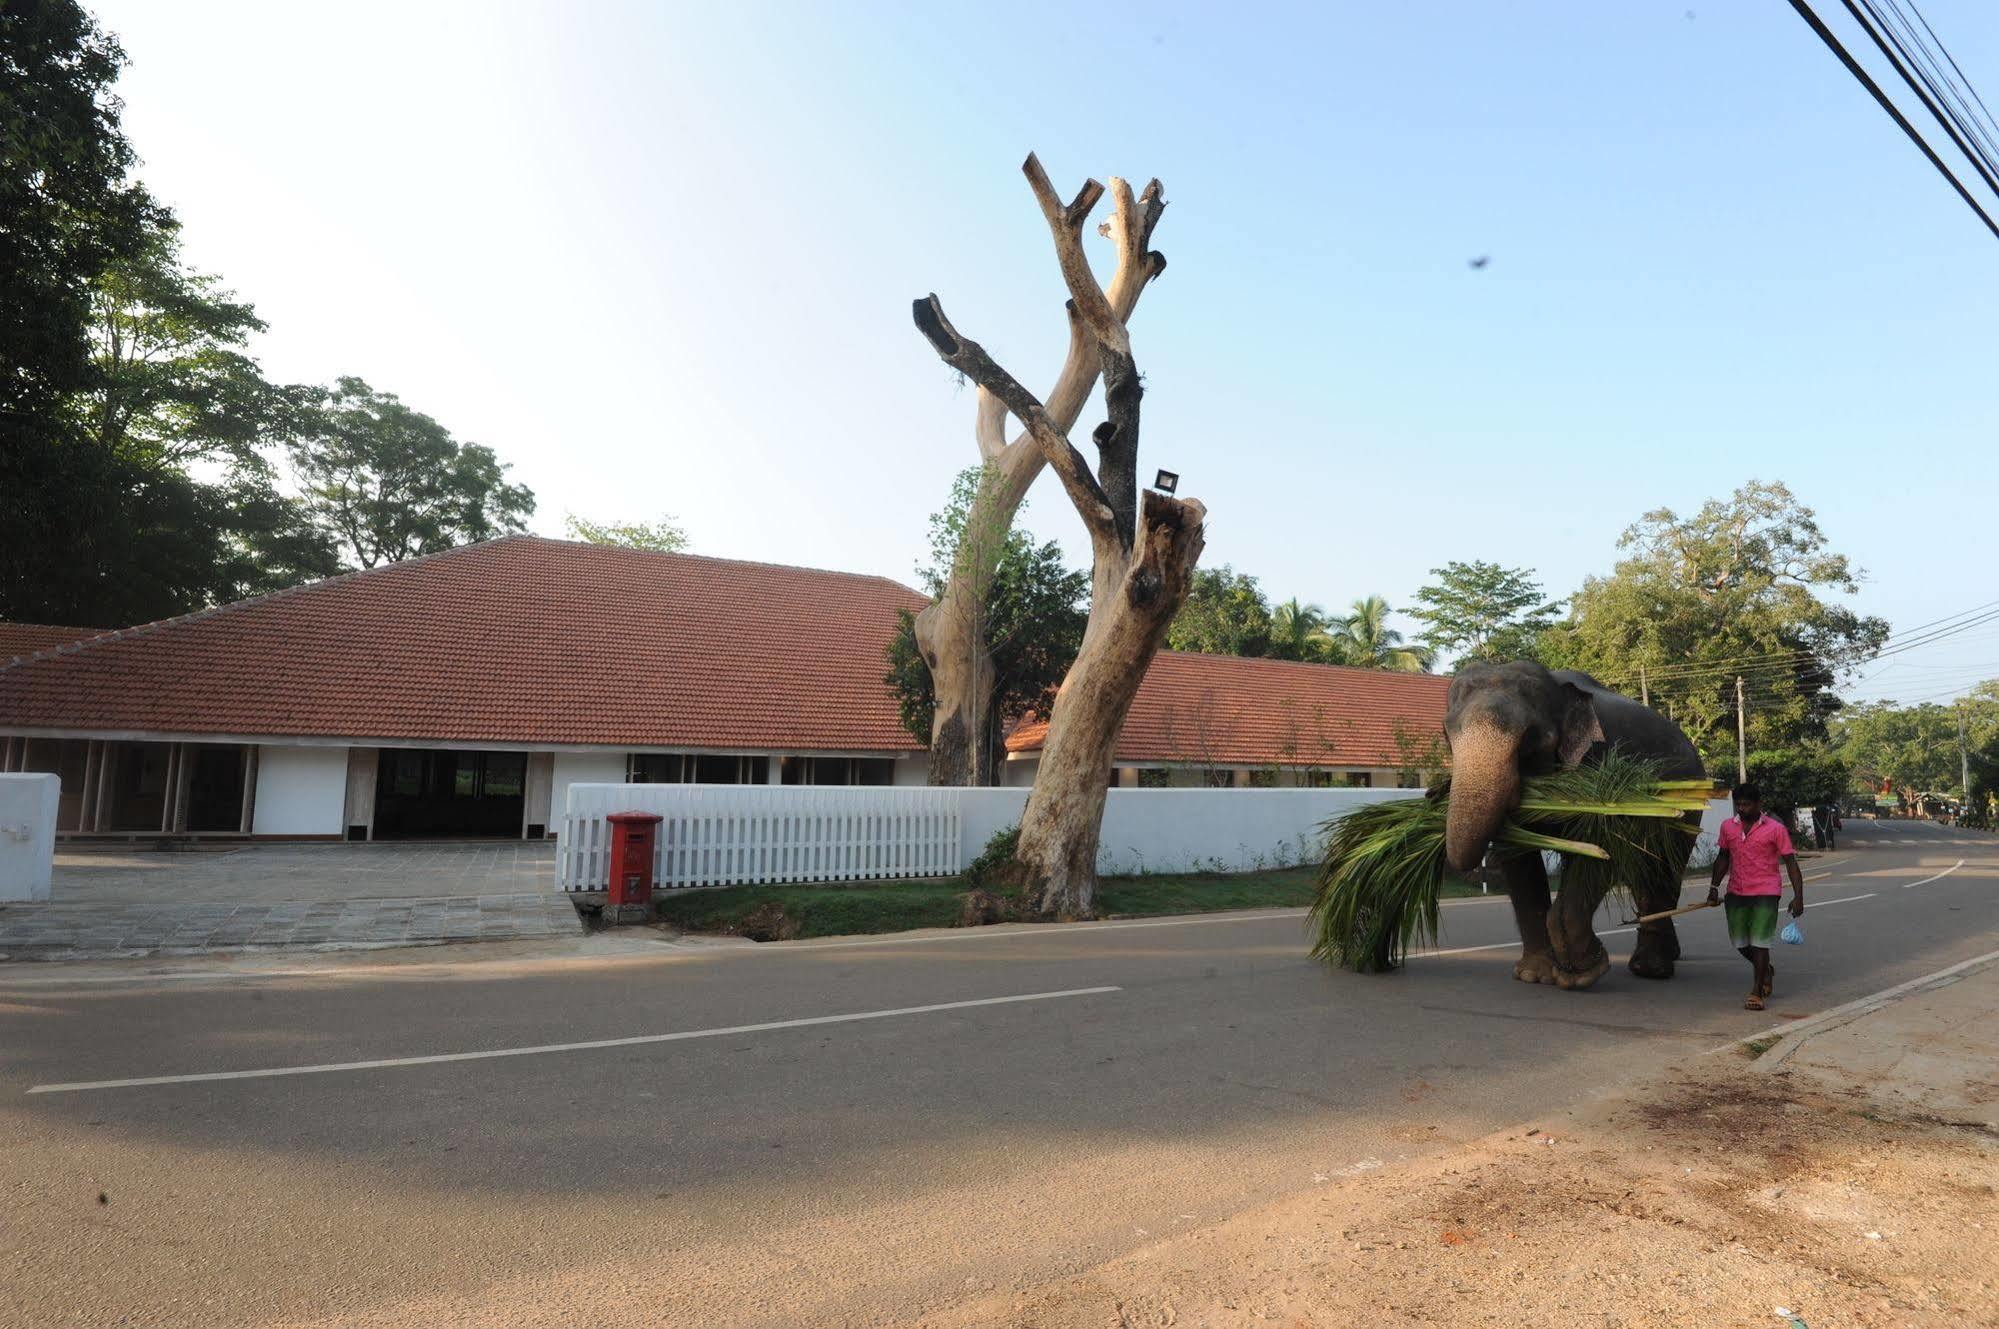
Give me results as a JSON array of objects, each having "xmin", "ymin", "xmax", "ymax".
[{"xmin": 0, "ymin": 841, "xmax": 580, "ymax": 960}]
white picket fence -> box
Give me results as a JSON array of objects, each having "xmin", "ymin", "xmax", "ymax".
[
  {"xmin": 558, "ymin": 784, "xmax": 964, "ymax": 891},
  {"xmin": 556, "ymin": 782, "xmax": 1420, "ymax": 892}
]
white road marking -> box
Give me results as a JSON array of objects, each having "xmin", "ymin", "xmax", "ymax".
[
  {"xmin": 1901, "ymin": 859, "xmax": 1965, "ymax": 889},
  {"xmin": 24, "ymin": 986, "xmax": 1122, "ymax": 1095}
]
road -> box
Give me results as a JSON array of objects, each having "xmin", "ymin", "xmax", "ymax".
[{"xmin": 2, "ymin": 818, "xmax": 1993, "ymax": 1327}]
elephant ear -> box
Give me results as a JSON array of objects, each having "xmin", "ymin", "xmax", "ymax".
[{"xmin": 1558, "ymin": 682, "xmax": 1605, "ymax": 766}]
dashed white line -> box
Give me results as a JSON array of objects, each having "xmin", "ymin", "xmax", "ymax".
[{"xmin": 25, "ymin": 985, "xmax": 1122, "ymax": 1095}]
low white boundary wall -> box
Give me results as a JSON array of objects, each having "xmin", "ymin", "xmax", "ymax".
[
  {"xmin": 0, "ymin": 773, "xmax": 59, "ymax": 903},
  {"xmin": 557, "ymin": 783, "xmax": 1422, "ymax": 891}
]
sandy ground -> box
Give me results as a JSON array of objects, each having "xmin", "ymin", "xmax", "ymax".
[{"xmin": 910, "ymin": 969, "xmax": 1999, "ymax": 1329}]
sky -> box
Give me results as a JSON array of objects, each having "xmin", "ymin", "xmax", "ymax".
[{"xmin": 90, "ymin": 0, "xmax": 1999, "ymax": 705}]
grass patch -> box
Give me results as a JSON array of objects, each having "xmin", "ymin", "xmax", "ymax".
[
  {"xmin": 1740, "ymin": 1034, "xmax": 1783, "ymax": 1059},
  {"xmin": 649, "ymin": 867, "xmax": 1493, "ymax": 942}
]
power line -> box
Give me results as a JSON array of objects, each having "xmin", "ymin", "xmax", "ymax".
[
  {"xmin": 1845, "ymin": 0, "xmax": 1999, "ymax": 197},
  {"xmin": 1875, "ymin": 0, "xmax": 1999, "ymax": 178},
  {"xmin": 1785, "ymin": 0, "xmax": 1999, "ymax": 241},
  {"xmin": 1596, "ymin": 602, "xmax": 1999, "ymax": 690}
]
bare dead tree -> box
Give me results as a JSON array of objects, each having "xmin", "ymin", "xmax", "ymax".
[
  {"xmin": 912, "ymin": 156, "xmax": 1171, "ymax": 787},
  {"xmin": 913, "ymin": 154, "xmax": 1206, "ymax": 917}
]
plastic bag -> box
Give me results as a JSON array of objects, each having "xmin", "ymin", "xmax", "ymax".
[{"xmin": 1780, "ymin": 919, "xmax": 1804, "ymax": 946}]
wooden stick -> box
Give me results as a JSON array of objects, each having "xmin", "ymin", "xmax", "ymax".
[{"xmin": 1634, "ymin": 899, "xmax": 1720, "ymax": 924}]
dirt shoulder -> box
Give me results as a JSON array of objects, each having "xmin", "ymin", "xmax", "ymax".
[{"xmin": 910, "ymin": 955, "xmax": 1999, "ymax": 1329}]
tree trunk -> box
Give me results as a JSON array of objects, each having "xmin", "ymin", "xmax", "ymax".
[
  {"xmin": 1014, "ymin": 492, "xmax": 1205, "ymax": 916},
  {"xmin": 913, "ymin": 594, "xmax": 997, "ymax": 785},
  {"xmin": 916, "ymin": 161, "xmax": 1166, "ymax": 786},
  {"xmin": 912, "ymin": 156, "xmax": 1187, "ymax": 913}
]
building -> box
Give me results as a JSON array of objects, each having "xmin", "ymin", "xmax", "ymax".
[
  {"xmin": 0, "ymin": 536, "xmax": 1452, "ymax": 840},
  {"xmin": 0, "ymin": 537, "xmax": 932, "ymax": 839},
  {"xmin": 1005, "ymin": 652, "xmax": 1451, "ymax": 788}
]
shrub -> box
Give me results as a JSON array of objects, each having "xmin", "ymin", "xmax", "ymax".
[{"xmin": 964, "ymin": 823, "xmax": 1021, "ymax": 886}]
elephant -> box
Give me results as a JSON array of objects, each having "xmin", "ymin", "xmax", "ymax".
[{"xmin": 1442, "ymin": 660, "xmax": 1706, "ymax": 990}]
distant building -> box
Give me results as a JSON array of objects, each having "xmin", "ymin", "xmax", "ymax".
[
  {"xmin": 1005, "ymin": 652, "xmax": 1450, "ymax": 789},
  {"xmin": 0, "ymin": 537, "xmax": 1450, "ymax": 840}
]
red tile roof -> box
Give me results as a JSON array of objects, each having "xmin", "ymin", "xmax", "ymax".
[
  {"xmin": 0, "ymin": 537, "xmax": 929, "ymax": 753},
  {"xmin": 1005, "ymin": 651, "xmax": 1451, "ymax": 768},
  {"xmin": 0, "ymin": 623, "xmax": 100, "ymax": 663}
]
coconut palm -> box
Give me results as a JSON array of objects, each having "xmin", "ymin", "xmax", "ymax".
[
  {"xmin": 1330, "ymin": 595, "xmax": 1435, "ymax": 672},
  {"xmin": 1269, "ymin": 597, "xmax": 1336, "ymax": 662}
]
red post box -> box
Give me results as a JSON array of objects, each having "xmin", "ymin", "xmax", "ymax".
[{"xmin": 604, "ymin": 811, "xmax": 663, "ymax": 923}]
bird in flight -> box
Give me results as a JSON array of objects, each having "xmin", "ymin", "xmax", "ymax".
[{"xmin": 1468, "ymin": 255, "xmax": 1490, "ymax": 270}]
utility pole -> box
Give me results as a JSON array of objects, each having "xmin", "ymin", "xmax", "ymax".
[
  {"xmin": 1639, "ymin": 664, "xmax": 1649, "ymax": 708},
  {"xmin": 1736, "ymin": 675, "xmax": 1748, "ymax": 783},
  {"xmin": 1960, "ymin": 702, "xmax": 1972, "ymax": 802}
]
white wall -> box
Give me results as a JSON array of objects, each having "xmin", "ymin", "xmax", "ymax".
[
  {"xmin": 251, "ymin": 745, "xmax": 350, "ymax": 836},
  {"xmin": 0, "ymin": 773, "xmax": 59, "ymax": 902},
  {"xmin": 551, "ymin": 752, "xmax": 628, "ymax": 827},
  {"xmin": 559, "ymin": 782, "xmax": 1421, "ymax": 888}
]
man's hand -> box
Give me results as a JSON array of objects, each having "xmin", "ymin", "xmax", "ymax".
[
  {"xmin": 1705, "ymin": 885, "xmax": 1721, "ymax": 906},
  {"xmin": 1790, "ymin": 894, "xmax": 1805, "ymax": 918}
]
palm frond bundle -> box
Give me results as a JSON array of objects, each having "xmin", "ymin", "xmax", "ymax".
[{"xmin": 1309, "ymin": 752, "xmax": 1715, "ymax": 973}]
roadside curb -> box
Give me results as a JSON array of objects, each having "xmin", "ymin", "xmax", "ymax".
[{"xmin": 1740, "ymin": 946, "xmax": 1999, "ymax": 1071}]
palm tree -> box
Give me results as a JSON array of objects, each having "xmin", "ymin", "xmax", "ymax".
[
  {"xmin": 1269, "ymin": 597, "xmax": 1335, "ymax": 662},
  {"xmin": 1331, "ymin": 595, "xmax": 1434, "ymax": 672}
]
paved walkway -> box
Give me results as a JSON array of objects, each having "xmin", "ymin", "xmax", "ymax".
[{"xmin": 0, "ymin": 842, "xmax": 580, "ymax": 960}]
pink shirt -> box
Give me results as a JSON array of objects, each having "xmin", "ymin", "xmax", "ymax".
[{"xmin": 1719, "ymin": 814, "xmax": 1794, "ymax": 896}]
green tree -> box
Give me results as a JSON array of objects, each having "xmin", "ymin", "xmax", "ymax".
[
  {"xmin": 1268, "ymin": 598, "xmax": 1335, "ymax": 662},
  {"xmin": 82, "ymin": 227, "xmax": 314, "ymax": 468},
  {"xmin": 1833, "ymin": 686, "xmax": 1999, "ymax": 802},
  {"xmin": 885, "ymin": 467, "xmax": 1088, "ymax": 781},
  {"xmin": 0, "ymin": 0, "xmax": 162, "ymax": 420},
  {"xmin": 1327, "ymin": 595, "xmax": 1434, "ymax": 672},
  {"xmin": 1539, "ymin": 481, "xmax": 1889, "ymax": 774},
  {"xmin": 563, "ymin": 514, "xmax": 688, "ymax": 553},
  {"xmin": 1409, "ymin": 560, "xmax": 1560, "ymax": 664},
  {"xmin": 1167, "ymin": 566, "xmax": 1274, "ymax": 657},
  {"xmin": 290, "ymin": 377, "xmax": 536, "ymax": 568}
]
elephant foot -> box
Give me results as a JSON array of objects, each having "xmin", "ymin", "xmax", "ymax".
[
  {"xmin": 1513, "ymin": 952, "xmax": 1560, "ymax": 985},
  {"xmin": 1628, "ymin": 929, "xmax": 1678, "ymax": 980},
  {"xmin": 1551, "ymin": 947, "xmax": 1611, "ymax": 991}
]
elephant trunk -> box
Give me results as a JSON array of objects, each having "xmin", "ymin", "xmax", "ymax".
[{"xmin": 1445, "ymin": 727, "xmax": 1523, "ymax": 873}]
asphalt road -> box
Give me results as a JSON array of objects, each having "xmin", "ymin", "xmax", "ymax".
[{"xmin": 2, "ymin": 818, "xmax": 1993, "ymax": 1328}]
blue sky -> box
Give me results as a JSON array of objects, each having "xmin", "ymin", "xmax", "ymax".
[{"xmin": 93, "ymin": 1, "xmax": 1999, "ymax": 702}]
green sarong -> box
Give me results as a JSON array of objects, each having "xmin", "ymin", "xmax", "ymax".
[{"xmin": 1725, "ymin": 893, "xmax": 1780, "ymax": 949}]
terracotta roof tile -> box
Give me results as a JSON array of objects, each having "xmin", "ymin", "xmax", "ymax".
[
  {"xmin": 0, "ymin": 623, "xmax": 101, "ymax": 663},
  {"xmin": 0, "ymin": 537, "xmax": 928, "ymax": 753},
  {"xmin": 1005, "ymin": 651, "xmax": 1450, "ymax": 768}
]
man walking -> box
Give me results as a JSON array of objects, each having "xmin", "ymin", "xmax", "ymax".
[{"xmin": 1706, "ymin": 783, "xmax": 1806, "ymax": 1011}]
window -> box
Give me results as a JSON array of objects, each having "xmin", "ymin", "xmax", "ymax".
[
  {"xmin": 1342, "ymin": 771, "xmax": 1374, "ymax": 789},
  {"xmin": 1137, "ymin": 768, "xmax": 1170, "ymax": 789},
  {"xmin": 1203, "ymin": 769, "xmax": 1233, "ymax": 789},
  {"xmin": 1247, "ymin": 769, "xmax": 1279, "ymax": 789},
  {"xmin": 629, "ymin": 754, "xmax": 687, "ymax": 784},
  {"xmin": 1305, "ymin": 770, "xmax": 1334, "ymax": 789}
]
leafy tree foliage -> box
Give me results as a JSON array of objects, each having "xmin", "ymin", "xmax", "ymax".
[
  {"xmin": 1268, "ymin": 598, "xmax": 1335, "ymax": 662},
  {"xmin": 82, "ymin": 228, "xmax": 315, "ymax": 467},
  {"xmin": 1538, "ymin": 481, "xmax": 1888, "ymax": 774},
  {"xmin": 563, "ymin": 514, "xmax": 689, "ymax": 552},
  {"xmin": 1833, "ymin": 685, "xmax": 1999, "ymax": 804},
  {"xmin": 1409, "ymin": 561, "xmax": 1560, "ymax": 664},
  {"xmin": 886, "ymin": 468, "xmax": 1088, "ymax": 777},
  {"xmin": 1324, "ymin": 595, "xmax": 1434, "ymax": 672},
  {"xmin": 0, "ymin": 1, "xmax": 162, "ymax": 419},
  {"xmin": 1167, "ymin": 566, "xmax": 1274, "ymax": 657},
  {"xmin": 289, "ymin": 377, "xmax": 535, "ymax": 568}
]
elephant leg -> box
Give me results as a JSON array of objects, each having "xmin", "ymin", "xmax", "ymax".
[
  {"xmin": 1545, "ymin": 859, "xmax": 1611, "ymax": 990},
  {"xmin": 1499, "ymin": 851, "xmax": 1559, "ymax": 985},
  {"xmin": 1628, "ymin": 826, "xmax": 1694, "ymax": 980}
]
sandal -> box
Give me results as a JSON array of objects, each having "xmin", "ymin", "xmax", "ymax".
[
  {"xmin": 1760, "ymin": 965, "xmax": 1774, "ymax": 999},
  {"xmin": 1744, "ymin": 994, "xmax": 1766, "ymax": 1011}
]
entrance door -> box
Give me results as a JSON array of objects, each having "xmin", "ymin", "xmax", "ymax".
[{"xmin": 373, "ymin": 750, "xmax": 527, "ymax": 839}]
